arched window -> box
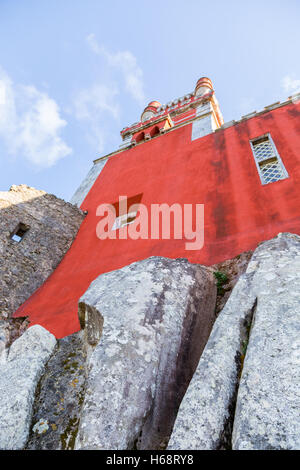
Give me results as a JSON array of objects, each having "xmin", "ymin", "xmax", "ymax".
[
  {"xmin": 150, "ymin": 126, "xmax": 160, "ymax": 138},
  {"xmin": 136, "ymin": 131, "xmax": 145, "ymax": 143}
]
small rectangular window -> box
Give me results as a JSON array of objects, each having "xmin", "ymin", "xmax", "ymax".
[
  {"xmin": 111, "ymin": 193, "xmax": 143, "ymax": 231},
  {"xmin": 10, "ymin": 223, "xmax": 29, "ymax": 243},
  {"xmin": 112, "ymin": 211, "xmax": 138, "ymax": 231},
  {"xmin": 250, "ymin": 134, "xmax": 288, "ymax": 185}
]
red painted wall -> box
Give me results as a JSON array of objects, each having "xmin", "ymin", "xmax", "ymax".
[{"xmin": 14, "ymin": 100, "xmax": 300, "ymax": 338}]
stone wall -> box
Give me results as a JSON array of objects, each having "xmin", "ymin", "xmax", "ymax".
[{"xmin": 0, "ymin": 185, "xmax": 85, "ymax": 320}]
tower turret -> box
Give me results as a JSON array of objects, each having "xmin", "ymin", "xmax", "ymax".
[
  {"xmin": 141, "ymin": 101, "xmax": 161, "ymax": 122},
  {"xmin": 120, "ymin": 76, "xmax": 224, "ymax": 148}
]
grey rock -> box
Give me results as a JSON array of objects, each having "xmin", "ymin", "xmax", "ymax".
[
  {"xmin": 0, "ymin": 317, "xmax": 29, "ymax": 361},
  {"xmin": 168, "ymin": 273, "xmax": 256, "ymax": 450},
  {"xmin": 0, "ymin": 325, "xmax": 56, "ymax": 449},
  {"xmin": 75, "ymin": 256, "xmax": 216, "ymax": 450},
  {"xmin": 70, "ymin": 158, "xmax": 108, "ymax": 207},
  {"xmin": 169, "ymin": 232, "xmax": 300, "ymax": 450},
  {"xmin": 232, "ymin": 233, "xmax": 300, "ymax": 450},
  {"xmin": 26, "ymin": 331, "xmax": 87, "ymax": 450},
  {"xmin": 0, "ymin": 322, "xmax": 9, "ymax": 360},
  {"xmin": 78, "ymin": 303, "xmax": 103, "ymax": 347}
]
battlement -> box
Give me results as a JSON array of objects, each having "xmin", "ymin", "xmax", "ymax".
[
  {"xmin": 119, "ymin": 77, "xmax": 224, "ymax": 149},
  {"xmin": 91, "ymin": 84, "xmax": 300, "ymax": 166}
]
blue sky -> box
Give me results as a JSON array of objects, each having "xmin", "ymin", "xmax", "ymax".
[{"xmin": 0, "ymin": 0, "xmax": 299, "ymax": 201}]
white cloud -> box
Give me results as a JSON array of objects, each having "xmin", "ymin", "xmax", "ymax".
[
  {"xmin": 281, "ymin": 75, "xmax": 300, "ymax": 95},
  {"xmin": 74, "ymin": 84, "xmax": 120, "ymax": 121},
  {"xmin": 86, "ymin": 33, "xmax": 102, "ymax": 55},
  {"xmin": 86, "ymin": 33, "xmax": 145, "ymax": 105},
  {"xmin": 71, "ymin": 34, "xmax": 146, "ymax": 153},
  {"xmin": 73, "ymin": 84, "xmax": 120, "ymax": 152},
  {"xmin": 0, "ymin": 68, "xmax": 71, "ymax": 168}
]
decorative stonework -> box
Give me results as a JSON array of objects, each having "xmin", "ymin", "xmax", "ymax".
[
  {"xmin": 191, "ymin": 113, "xmax": 218, "ymax": 140},
  {"xmin": 118, "ymin": 77, "xmax": 224, "ymax": 149}
]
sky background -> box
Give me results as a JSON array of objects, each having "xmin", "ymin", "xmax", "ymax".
[{"xmin": 0, "ymin": 0, "xmax": 300, "ymax": 201}]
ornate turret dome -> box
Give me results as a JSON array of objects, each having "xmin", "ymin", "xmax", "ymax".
[{"xmin": 141, "ymin": 101, "xmax": 162, "ymax": 122}]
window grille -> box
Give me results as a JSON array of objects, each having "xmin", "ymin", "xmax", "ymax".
[{"xmin": 250, "ymin": 134, "xmax": 288, "ymax": 184}]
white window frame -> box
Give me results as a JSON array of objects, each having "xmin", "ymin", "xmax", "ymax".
[
  {"xmin": 250, "ymin": 133, "xmax": 289, "ymax": 185},
  {"xmin": 112, "ymin": 211, "xmax": 138, "ymax": 231}
]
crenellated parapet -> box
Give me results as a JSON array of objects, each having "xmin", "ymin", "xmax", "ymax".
[{"xmin": 119, "ymin": 77, "xmax": 224, "ymax": 149}]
